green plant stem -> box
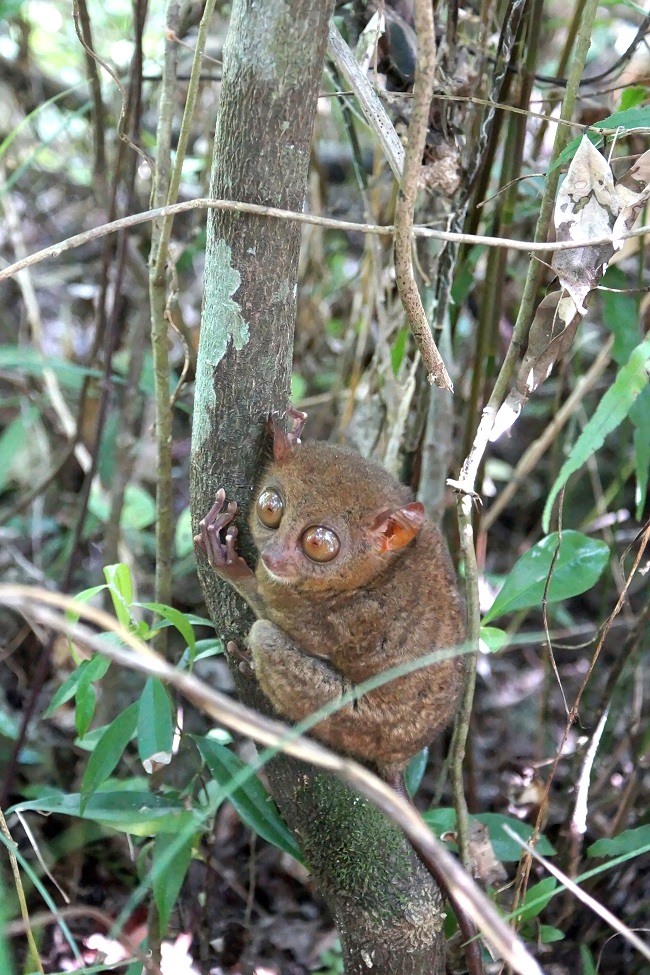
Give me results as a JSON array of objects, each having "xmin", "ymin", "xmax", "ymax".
[
  {"xmin": 152, "ymin": 0, "xmax": 218, "ymax": 284},
  {"xmin": 450, "ymin": 502, "xmax": 479, "ymax": 872},
  {"xmin": 149, "ymin": 0, "xmax": 181, "ymax": 648}
]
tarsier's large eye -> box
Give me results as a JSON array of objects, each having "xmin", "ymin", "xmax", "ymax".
[
  {"xmin": 301, "ymin": 526, "xmax": 340, "ymax": 563},
  {"xmin": 257, "ymin": 488, "xmax": 284, "ymax": 529}
]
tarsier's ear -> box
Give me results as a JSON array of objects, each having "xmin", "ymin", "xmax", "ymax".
[
  {"xmin": 371, "ymin": 502, "xmax": 425, "ymax": 552},
  {"xmin": 268, "ymin": 405, "xmax": 308, "ymax": 461}
]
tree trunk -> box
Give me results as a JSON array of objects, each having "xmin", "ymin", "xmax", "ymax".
[{"xmin": 189, "ymin": 2, "xmax": 446, "ymax": 971}]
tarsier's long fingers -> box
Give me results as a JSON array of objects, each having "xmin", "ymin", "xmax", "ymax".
[
  {"xmin": 227, "ymin": 639, "xmax": 255, "ymax": 677},
  {"xmin": 194, "ymin": 490, "xmax": 237, "ymax": 565},
  {"xmin": 225, "ymin": 525, "xmax": 240, "ymax": 565}
]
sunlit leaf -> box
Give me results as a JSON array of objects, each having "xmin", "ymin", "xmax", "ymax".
[
  {"xmin": 8, "ymin": 792, "xmax": 196, "ymax": 836},
  {"xmin": 138, "ymin": 602, "xmax": 195, "ymax": 658},
  {"xmin": 483, "ymin": 532, "xmax": 609, "ymax": 623},
  {"xmin": 103, "ymin": 563, "xmax": 134, "ymax": 629}
]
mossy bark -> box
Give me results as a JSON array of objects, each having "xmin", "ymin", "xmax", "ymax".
[{"xmin": 189, "ymin": 1, "xmax": 446, "ymax": 971}]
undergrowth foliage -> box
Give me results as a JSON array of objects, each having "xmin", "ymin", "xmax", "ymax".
[{"xmin": 0, "ymin": 0, "xmax": 648, "ymax": 973}]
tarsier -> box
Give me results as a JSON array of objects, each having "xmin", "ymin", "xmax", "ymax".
[{"xmin": 195, "ymin": 408, "xmax": 481, "ymax": 975}]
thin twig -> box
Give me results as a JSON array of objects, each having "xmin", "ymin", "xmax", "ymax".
[
  {"xmin": 393, "ymin": 0, "xmax": 452, "ymax": 389},
  {"xmin": 72, "ymin": 0, "xmax": 106, "ymax": 182},
  {"xmin": 2, "ymin": 196, "xmax": 646, "ymax": 284}
]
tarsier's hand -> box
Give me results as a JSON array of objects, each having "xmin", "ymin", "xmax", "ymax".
[{"xmin": 194, "ymin": 489, "xmax": 254, "ymax": 582}]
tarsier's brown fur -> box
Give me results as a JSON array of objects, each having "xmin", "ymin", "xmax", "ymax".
[{"xmin": 195, "ymin": 410, "xmax": 465, "ymax": 781}]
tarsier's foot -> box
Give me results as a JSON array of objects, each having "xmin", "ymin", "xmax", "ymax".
[
  {"xmin": 226, "ymin": 639, "xmax": 255, "ymax": 677},
  {"xmin": 194, "ymin": 489, "xmax": 254, "ymax": 581}
]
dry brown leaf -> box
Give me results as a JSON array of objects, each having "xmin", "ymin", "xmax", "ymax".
[
  {"xmin": 552, "ymin": 136, "xmax": 618, "ymax": 314},
  {"xmin": 613, "ymin": 148, "xmax": 650, "ymax": 246},
  {"xmin": 468, "ymin": 820, "xmax": 508, "ymax": 888},
  {"xmin": 491, "ymin": 292, "xmax": 580, "ymax": 439}
]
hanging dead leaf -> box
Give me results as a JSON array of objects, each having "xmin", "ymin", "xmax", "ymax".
[
  {"xmin": 491, "ymin": 292, "xmax": 581, "ymax": 440},
  {"xmin": 613, "ymin": 148, "xmax": 650, "ymax": 247},
  {"xmin": 552, "ymin": 136, "xmax": 618, "ymax": 314}
]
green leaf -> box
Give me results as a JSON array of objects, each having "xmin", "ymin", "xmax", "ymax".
[
  {"xmin": 483, "ymin": 531, "xmax": 609, "ymax": 623},
  {"xmin": 68, "ymin": 655, "xmax": 110, "ymax": 735},
  {"xmin": 0, "ymin": 708, "xmax": 19, "ymax": 740},
  {"xmin": 75, "ymin": 681, "xmax": 96, "ymax": 739},
  {"xmin": 152, "ymin": 830, "xmax": 194, "ymax": 934},
  {"xmin": 422, "ymin": 809, "xmax": 556, "ymax": 863},
  {"xmin": 538, "ymin": 924, "xmax": 564, "ymax": 943},
  {"xmin": 137, "ymin": 678, "xmax": 174, "ymax": 771},
  {"xmin": 65, "ymin": 585, "xmax": 107, "ymax": 628},
  {"xmin": 588, "ymin": 824, "xmax": 650, "ymax": 859},
  {"xmin": 290, "ymin": 372, "xmax": 308, "ymax": 401},
  {"xmin": 390, "ymin": 326, "xmax": 410, "ymax": 376},
  {"xmin": 45, "ymin": 659, "xmax": 94, "ymax": 717},
  {"xmin": 122, "ymin": 485, "xmax": 156, "ymax": 531},
  {"xmin": 421, "ymin": 807, "xmax": 457, "ymax": 836},
  {"xmin": 0, "ymin": 346, "xmax": 103, "ymax": 389},
  {"xmin": 580, "ymin": 943, "xmax": 597, "ymax": 975},
  {"xmin": 193, "ymin": 639, "xmax": 224, "ymax": 662},
  {"xmin": 195, "ymin": 736, "xmax": 303, "ymax": 862},
  {"xmin": 183, "ymin": 614, "xmax": 216, "ymax": 628},
  {"xmin": 137, "ymin": 603, "xmax": 195, "ymax": 658},
  {"xmin": 8, "ymin": 792, "xmax": 196, "ymax": 836},
  {"xmin": 404, "ymin": 747, "xmax": 428, "ymax": 798},
  {"xmin": 543, "ymin": 336, "xmax": 650, "ymax": 531},
  {"xmin": 602, "ymin": 268, "xmax": 642, "ymax": 366},
  {"xmin": 175, "ymin": 506, "xmax": 194, "ymax": 558},
  {"xmin": 477, "ymin": 814, "xmax": 556, "ymax": 862},
  {"xmin": 618, "ymin": 86, "xmax": 648, "ymax": 112},
  {"xmin": 480, "ymin": 626, "xmax": 507, "ymax": 653},
  {"xmin": 515, "ymin": 877, "xmax": 558, "ymax": 922},
  {"xmin": 0, "ymin": 407, "xmax": 38, "ymax": 492},
  {"xmin": 632, "ymin": 388, "xmax": 650, "ymax": 519},
  {"xmin": 80, "ymin": 703, "xmax": 138, "ymax": 808},
  {"xmin": 103, "ymin": 563, "xmax": 133, "ymax": 629},
  {"xmin": 552, "ymin": 106, "xmax": 650, "ymax": 170}
]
